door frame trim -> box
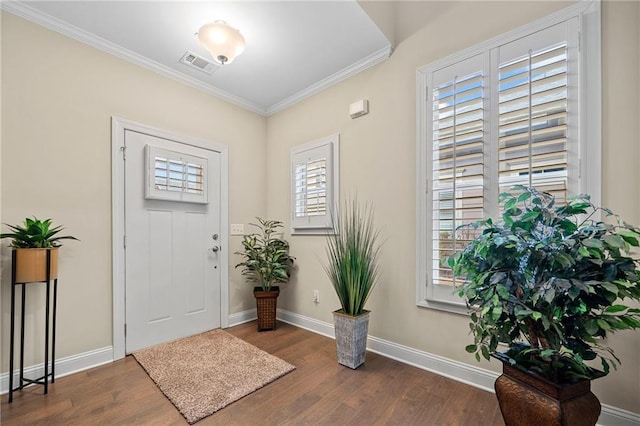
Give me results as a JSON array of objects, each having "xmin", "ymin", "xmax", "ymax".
[{"xmin": 111, "ymin": 117, "xmax": 229, "ymax": 360}]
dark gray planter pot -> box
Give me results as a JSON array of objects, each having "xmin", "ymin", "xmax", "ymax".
[{"xmin": 333, "ymin": 310, "xmax": 370, "ymax": 369}]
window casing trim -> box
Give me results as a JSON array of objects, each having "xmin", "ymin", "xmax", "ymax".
[
  {"xmin": 290, "ymin": 133, "xmax": 340, "ymax": 235},
  {"xmin": 416, "ymin": 0, "xmax": 601, "ymax": 313}
]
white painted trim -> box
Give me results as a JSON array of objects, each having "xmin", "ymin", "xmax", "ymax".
[
  {"xmin": 290, "ymin": 133, "xmax": 340, "ymax": 235},
  {"xmin": 111, "ymin": 117, "xmax": 230, "ymax": 360},
  {"xmin": 415, "ymin": 0, "xmax": 602, "ymax": 315},
  {"xmin": 276, "ymin": 308, "xmax": 640, "ymax": 426},
  {"xmin": 112, "ymin": 118, "xmax": 126, "ymax": 360},
  {"xmin": 580, "ymin": 0, "xmax": 602, "ymax": 208},
  {"xmin": 0, "ymin": 2, "xmax": 392, "ymax": 117},
  {"xmin": 366, "ymin": 335, "xmax": 497, "ymax": 392},
  {"xmin": 0, "ymin": 1, "xmax": 265, "ymax": 115},
  {"xmin": 598, "ymin": 406, "xmax": 640, "ymax": 426},
  {"xmin": 227, "ymin": 309, "xmax": 257, "ymax": 327},
  {"xmin": 277, "ymin": 309, "xmax": 335, "ymax": 339},
  {"xmin": 266, "ymin": 46, "xmax": 392, "ymax": 115},
  {"xmin": 1, "ymin": 346, "xmax": 113, "ymax": 394}
]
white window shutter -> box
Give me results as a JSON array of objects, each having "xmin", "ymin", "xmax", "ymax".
[
  {"xmin": 417, "ymin": 4, "xmax": 596, "ymax": 314},
  {"xmin": 494, "ymin": 19, "xmax": 578, "ymax": 205},
  {"xmin": 428, "ymin": 53, "xmax": 486, "ymax": 302},
  {"xmin": 291, "ymin": 134, "xmax": 339, "ymax": 234},
  {"xmin": 145, "ymin": 145, "xmax": 208, "ymax": 204}
]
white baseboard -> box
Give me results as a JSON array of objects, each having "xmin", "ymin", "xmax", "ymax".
[
  {"xmin": 366, "ymin": 334, "xmax": 498, "ymax": 393},
  {"xmin": 277, "ymin": 308, "xmax": 335, "ymax": 339},
  {"xmin": 227, "ymin": 308, "xmax": 257, "ymax": 327},
  {"xmin": 276, "ymin": 309, "xmax": 640, "ymax": 426},
  {"xmin": 599, "ymin": 406, "xmax": 640, "ymax": 426},
  {"xmin": 0, "ymin": 346, "xmax": 113, "ymax": 394}
]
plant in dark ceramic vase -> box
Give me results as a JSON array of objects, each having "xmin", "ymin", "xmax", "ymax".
[{"xmin": 448, "ymin": 186, "xmax": 640, "ymax": 425}]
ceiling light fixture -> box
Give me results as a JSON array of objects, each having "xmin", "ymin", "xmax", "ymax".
[{"xmin": 197, "ymin": 21, "xmax": 246, "ymax": 65}]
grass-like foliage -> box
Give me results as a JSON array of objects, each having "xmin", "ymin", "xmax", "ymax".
[
  {"xmin": 325, "ymin": 200, "xmax": 382, "ymax": 316},
  {"xmin": 1, "ymin": 217, "xmax": 78, "ymax": 248},
  {"xmin": 448, "ymin": 186, "xmax": 640, "ymax": 383},
  {"xmin": 235, "ymin": 218, "xmax": 294, "ymax": 291}
]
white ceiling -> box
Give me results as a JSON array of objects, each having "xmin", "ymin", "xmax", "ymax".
[{"xmin": 3, "ymin": 1, "xmax": 392, "ymax": 115}]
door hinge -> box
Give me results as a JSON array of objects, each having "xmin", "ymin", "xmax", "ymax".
[
  {"xmin": 124, "ymin": 324, "xmax": 127, "ymax": 337},
  {"xmin": 120, "ymin": 146, "xmax": 127, "ymax": 160},
  {"xmin": 123, "ymin": 235, "xmax": 127, "ymax": 248}
]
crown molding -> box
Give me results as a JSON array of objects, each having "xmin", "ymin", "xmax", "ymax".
[
  {"xmin": 0, "ymin": 1, "xmax": 268, "ymax": 115},
  {"xmin": 266, "ymin": 45, "xmax": 392, "ymax": 116},
  {"xmin": 1, "ymin": 1, "xmax": 392, "ymax": 117}
]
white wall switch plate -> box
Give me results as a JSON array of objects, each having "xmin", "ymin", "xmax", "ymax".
[{"xmin": 230, "ymin": 224, "xmax": 244, "ymax": 235}]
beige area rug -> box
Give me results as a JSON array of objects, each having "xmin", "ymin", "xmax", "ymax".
[{"xmin": 133, "ymin": 329, "xmax": 296, "ymax": 424}]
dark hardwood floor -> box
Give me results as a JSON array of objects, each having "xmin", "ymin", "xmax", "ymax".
[{"xmin": 1, "ymin": 321, "xmax": 504, "ymax": 425}]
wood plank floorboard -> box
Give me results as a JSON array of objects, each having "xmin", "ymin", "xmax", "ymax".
[{"xmin": 1, "ymin": 321, "xmax": 503, "ymax": 425}]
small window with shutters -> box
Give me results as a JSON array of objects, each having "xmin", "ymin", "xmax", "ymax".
[
  {"xmin": 145, "ymin": 145, "xmax": 208, "ymax": 204},
  {"xmin": 290, "ymin": 134, "xmax": 339, "ymax": 234},
  {"xmin": 417, "ymin": 3, "xmax": 600, "ymax": 313}
]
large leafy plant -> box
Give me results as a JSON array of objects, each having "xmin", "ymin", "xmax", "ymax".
[
  {"xmin": 448, "ymin": 186, "xmax": 640, "ymax": 383},
  {"xmin": 325, "ymin": 200, "xmax": 382, "ymax": 316},
  {"xmin": 235, "ymin": 218, "xmax": 294, "ymax": 291},
  {"xmin": 1, "ymin": 217, "xmax": 78, "ymax": 248}
]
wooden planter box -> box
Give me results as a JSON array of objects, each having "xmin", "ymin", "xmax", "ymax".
[
  {"xmin": 14, "ymin": 248, "xmax": 59, "ymax": 283},
  {"xmin": 254, "ymin": 286, "xmax": 280, "ymax": 331}
]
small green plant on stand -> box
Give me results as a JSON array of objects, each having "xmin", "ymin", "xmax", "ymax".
[{"xmin": 1, "ymin": 217, "xmax": 78, "ymax": 247}]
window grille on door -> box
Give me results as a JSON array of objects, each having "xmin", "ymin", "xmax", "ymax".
[{"xmin": 145, "ymin": 145, "xmax": 209, "ymax": 204}]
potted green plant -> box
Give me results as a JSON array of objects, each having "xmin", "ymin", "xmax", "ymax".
[
  {"xmin": 325, "ymin": 200, "xmax": 382, "ymax": 369},
  {"xmin": 235, "ymin": 218, "xmax": 294, "ymax": 331},
  {"xmin": 1, "ymin": 217, "xmax": 78, "ymax": 283},
  {"xmin": 448, "ymin": 186, "xmax": 640, "ymax": 426}
]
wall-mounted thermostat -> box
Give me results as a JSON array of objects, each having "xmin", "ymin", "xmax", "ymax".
[{"xmin": 349, "ymin": 99, "xmax": 369, "ymax": 119}]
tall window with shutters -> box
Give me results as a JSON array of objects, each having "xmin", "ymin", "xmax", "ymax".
[
  {"xmin": 291, "ymin": 134, "xmax": 339, "ymax": 234},
  {"xmin": 431, "ymin": 65, "xmax": 485, "ymax": 292},
  {"xmin": 417, "ymin": 2, "xmax": 600, "ymax": 312}
]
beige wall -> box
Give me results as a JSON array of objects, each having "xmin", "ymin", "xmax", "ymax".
[
  {"xmin": 0, "ymin": 12, "xmax": 266, "ymax": 370},
  {"xmin": 267, "ymin": 0, "xmax": 640, "ymax": 414},
  {"xmin": 2, "ymin": 0, "xmax": 639, "ymax": 416}
]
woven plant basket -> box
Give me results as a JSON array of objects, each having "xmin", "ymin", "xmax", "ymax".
[{"xmin": 254, "ymin": 286, "xmax": 280, "ymax": 331}]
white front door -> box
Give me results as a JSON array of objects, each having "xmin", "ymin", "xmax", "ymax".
[{"xmin": 124, "ymin": 129, "xmax": 222, "ymax": 353}]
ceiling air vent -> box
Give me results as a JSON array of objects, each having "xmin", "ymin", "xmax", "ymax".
[{"xmin": 179, "ymin": 51, "xmax": 219, "ymax": 74}]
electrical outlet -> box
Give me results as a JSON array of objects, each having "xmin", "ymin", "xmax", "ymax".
[
  {"xmin": 230, "ymin": 224, "xmax": 244, "ymax": 235},
  {"xmin": 313, "ymin": 290, "xmax": 319, "ymax": 303}
]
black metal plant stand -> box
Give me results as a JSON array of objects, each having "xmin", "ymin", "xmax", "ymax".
[{"xmin": 8, "ymin": 249, "xmax": 58, "ymax": 403}]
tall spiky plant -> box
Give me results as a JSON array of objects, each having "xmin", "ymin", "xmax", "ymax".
[{"xmin": 325, "ymin": 200, "xmax": 382, "ymax": 316}]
